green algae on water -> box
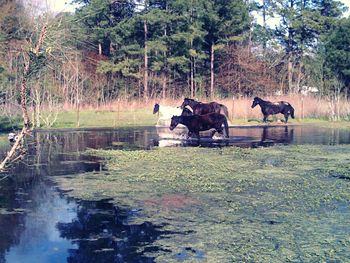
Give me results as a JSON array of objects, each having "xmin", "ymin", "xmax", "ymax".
[{"xmin": 54, "ymin": 145, "xmax": 350, "ymax": 262}]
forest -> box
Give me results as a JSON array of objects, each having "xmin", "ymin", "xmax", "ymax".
[{"xmin": 0, "ymin": 0, "xmax": 350, "ymax": 128}]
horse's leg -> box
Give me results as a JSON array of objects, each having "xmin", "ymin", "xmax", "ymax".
[
  {"xmin": 284, "ymin": 114, "xmax": 289, "ymax": 123},
  {"xmin": 263, "ymin": 115, "xmax": 268, "ymax": 123},
  {"xmin": 211, "ymin": 129, "xmax": 216, "ymax": 138},
  {"xmin": 216, "ymin": 128, "xmax": 225, "ymax": 139},
  {"xmin": 195, "ymin": 131, "xmax": 200, "ymax": 140},
  {"xmin": 187, "ymin": 131, "xmax": 193, "ymax": 138},
  {"xmin": 216, "ymin": 123, "xmax": 224, "ymax": 135},
  {"xmin": 212, "ymin": 123, "xmax": 224, "ymax": 138}
]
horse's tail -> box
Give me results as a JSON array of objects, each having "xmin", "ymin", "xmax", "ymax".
[
  {"xmin": 289, "ymin": 105, "xmax": 295, "ymax": 119},
  {"xmin": 220, "ymin": 104, "xmax": 229, "ymax": 119},
  {"xmin": 223, "ymin": 116, "xmax": 229, "ymax": 138}
]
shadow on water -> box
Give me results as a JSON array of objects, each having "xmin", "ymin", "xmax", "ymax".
[{"xmin": 0, "ymin": 125, "xmax": 350, "ymax": 262}]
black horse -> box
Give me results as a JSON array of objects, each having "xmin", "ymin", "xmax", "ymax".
[
  {"xmin": 169, "ymin": 113, "xmax": 229, "ymax": 139},
  {"xmin": 251, "ymin": 97, "xmax": 295, "ymax": 123},
  {"xmin": 180, "ymin": 98, "xmax": 229, "ymax": 119},
  {"xmin": 181, "ymin": 107, "xmax": 193, "ymax": 116}
]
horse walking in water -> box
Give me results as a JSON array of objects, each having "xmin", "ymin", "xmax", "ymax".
[
  {"xmin": 153, "ymin": 103, "xmax": 192, "ymax": 125},
  {"xmin": 169, "ymin": 113, "xmax": 229, "ymax": 139},
  {"xmin": 180, "ymin": 98, "xmax": 229, "ymax": 119},
  {"xmin": 251, "ymin": 97, "xmax": 295, "ymax": 123}
]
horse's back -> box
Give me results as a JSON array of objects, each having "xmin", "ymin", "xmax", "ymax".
[
  {"xmin": 198, "ymin": 112, "xmax": 227, "ymax": 123},
  {"xmin": 194, "ymin": 101, "xmax": 226, "ymax": 115}
]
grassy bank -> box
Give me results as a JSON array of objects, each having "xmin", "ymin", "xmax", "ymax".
[
  {"xmin": 50, "ymin": 95, "xmax": 350, "ymax": 128},
  {"xmin": 2, "ymin": 94, "xmax": 350, "ymax": 129},
  {"xmin": 52, "ymin": 109, "xmax": 349, "ymax": 129},
  {"xmin": 54, "ymin": 145, "xmax": 350, "ymax": 262},
  {"xmin": 54, "ymin": 108, "xmax": 158, "ymax": 128}
]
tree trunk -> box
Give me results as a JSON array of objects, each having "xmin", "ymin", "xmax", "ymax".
[
  {"xmin": 210, "ymin": 42, "xmax": 214, "ymax": 99},
  {"xmin": 162, "ymin": 72, "xmax": 167, "ymax": 99},
  {"xmin": 0, "ymin": 23, "xmax": 47, "ymax": 171},
  {"xmin": 98, "ymin": 43, "xmax": 102, "ymax": 55},
  {"xmin": 295, "ymin": 61, "xmax": 303, "ymax": 93},
  {"xmin": 287, "ymin": 57, "xmax": 293, "ymax": 93},
  {"xmin": 190, "ymin": 57, "xmax": 194, "ymax": 98},
  {"xmin": 144, "ymin": 20, "xmax": 148, "ymax": 101},
  {"xmin": 262, "ymin": 0, "xmax": 267, "ymax": 52},
  {"xmin": 21, "ymin": 72, "xmax": 30, "ymax": 129}
]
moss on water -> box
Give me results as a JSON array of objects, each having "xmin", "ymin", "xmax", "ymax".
[{"xmin": 54, "ymin": 145, "xmax": 350, "ymax": 262}]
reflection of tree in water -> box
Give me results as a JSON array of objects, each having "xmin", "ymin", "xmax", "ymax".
[
  {"xmin": 0, "ymin": 211, "xmax": 25, "ymax": 263},
  {"xmin": 0, "ymin": 179, "xmax": 29, "ymax": 263},
  {"xmin": 57, "ymin": 200, "xmax": 173, "ymax": 263}
]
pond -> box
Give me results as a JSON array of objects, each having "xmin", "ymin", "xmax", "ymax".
[{"xmin": 0, "ymin": 125, "xmax": 349, "ymax": 262}]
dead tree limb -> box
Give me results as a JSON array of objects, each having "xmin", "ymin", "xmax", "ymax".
[{"xmin": 0, "ymin": 23, "xmax": 47, "ymax": 171}]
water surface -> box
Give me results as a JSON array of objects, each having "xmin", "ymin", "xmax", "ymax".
[{"xmin": 0, "ymin": 125, "xmax": 349, "ymax": 262}]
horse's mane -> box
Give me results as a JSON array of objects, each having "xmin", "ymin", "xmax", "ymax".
[
  {"xmin": 184, "ymin": 98, "xmax": 196, "ymax": 102},
  {"xmin": 254, "ymin": 97, "xmax": 270, "ymax": 104}
]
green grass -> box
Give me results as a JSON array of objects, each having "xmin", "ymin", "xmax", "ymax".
[
  {"xmin": 51, "ymin": 109, "xmax": 350, "ymax": 129},
  {"xmin": 0, "ymin": 116, "xmax": 21, "ymax": 131},
  {"xmin": 53, "ymin": 108, "xmax": 158, "ymax": 128},
  {"xmin": 54, "ymin": 145, "xmax": 350, "ymax": 262},
  {"xmin": 0, "ymin": 106, "xmax": 345, "ymax": 129}
]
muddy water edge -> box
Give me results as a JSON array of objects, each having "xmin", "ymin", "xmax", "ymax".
[{"xmin": 0, "ymin": 125, "xmax": 350, "ymax": 262}]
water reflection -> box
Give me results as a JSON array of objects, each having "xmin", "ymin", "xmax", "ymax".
[
  {"xmin": 3, "ymin": 181, "xmax": 76, "ymax": 263},
  {"xmin": 57, "ymin": 200, "xmax": 173, "ymax": 263},
  {"xmin": 154, "ymin": 125, "xmax": 295, "ymax": 147},
  {"xmin": 155, "ymin": 124, "xmax": 350, "ymax": 148}
]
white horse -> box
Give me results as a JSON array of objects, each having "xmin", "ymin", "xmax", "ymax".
[
  {"xmin": 153, "ymin": 103, "xmax": 182, "ymax": 120},
  {"xmin": 153, "ymin": 103, "xmax": 192, "ymax": 126}
]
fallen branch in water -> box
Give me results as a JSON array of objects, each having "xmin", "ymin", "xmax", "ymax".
[{"xmin": 0, "ymin": 127, "xmax": 29, "ymax": 171}]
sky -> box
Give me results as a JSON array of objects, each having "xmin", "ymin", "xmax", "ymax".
[
  {"xmin": 45, "ymin": 0, "xmax": 80, "ymax": 13},
  {"xmin": 252, "ymin": 0, "xmax": 350, "ymax": 26},
  {"xmin": 46, "ymin": 0, "xmax": 350, "ymax": 18},
  {"xmin": 47, "ymin": 0, "xmax": 350, "ymax": 14},
  {"xmin": 340, "ymin": 0, "xmax": 350, "ymax": 16}
]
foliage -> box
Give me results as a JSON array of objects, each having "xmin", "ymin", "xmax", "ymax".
[
  {"xmin": 324, "ymin": 17, "xmax": 350, "ymax": 90},
  {"xmin": 0, "ymin": 0, "xmax": 350, "ymax": 118}
]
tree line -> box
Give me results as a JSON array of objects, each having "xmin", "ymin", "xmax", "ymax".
[{"xmin": 0, "ymin": 0, "xmax": 350, "ymax": 119}]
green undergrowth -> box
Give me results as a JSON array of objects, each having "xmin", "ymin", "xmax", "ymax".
[
  {"xmin": 0, "ymin": 116, "xmax": 21, "ymax": 132},
  {"xmin": 54, "ymin": 145, "xmax": 350, "ymax": 262}
]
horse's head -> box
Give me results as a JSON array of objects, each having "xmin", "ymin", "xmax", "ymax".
[
  {"xmin": 169, "ymin": 116, "xmax": 180, "ymax": 130},
  {"xmin": 180, "ymin": 98, "xmax": 189, "ymax": 109},
  {"xmin": 181, "ymin": 98, "xmax": 195, "ymax": 109},
  {"xmin": 153, "ymin": 103, "xmax": 160, "ymax": 114},
  {"xmin": 251, "ymin": 97, "xmax": 260, "ymax": 108}
]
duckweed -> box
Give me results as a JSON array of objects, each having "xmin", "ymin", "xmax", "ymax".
[{"xmin": 54, "ymin": 145, "xmax": 350, "ymax": 262}]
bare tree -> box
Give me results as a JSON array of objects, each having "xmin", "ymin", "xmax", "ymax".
[{"xmin": 0, "ymin": 23, "xmax": 47, "ymax": 171}]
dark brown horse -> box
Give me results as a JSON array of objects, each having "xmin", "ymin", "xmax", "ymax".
[
  {"xmin": 251, "ymin": 97, "xmax": 295, "ymax": 123},
  {"xmin": 181, "ymin": 107, "xmax": 193, "ymax": 116},
  {"xmin": 180, "ymin": 98, "xmax": 229, "ymax": 119},
  {"xmin": 169, "ymin": 113, "xmax": 229, "ymax": 139}
]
